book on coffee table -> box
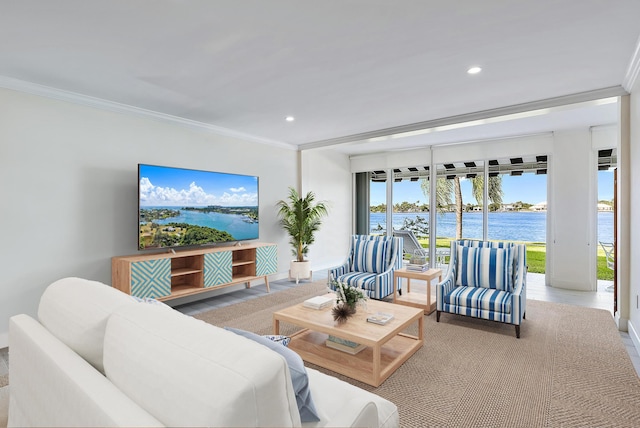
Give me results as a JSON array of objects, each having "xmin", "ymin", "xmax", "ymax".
[
  {"xmin": 303, "ymin": 294, "xmax": 334, "ymax": 310},
  {"xmin": 325, "ymin": 336, "xmax": 366, "ymax": 355},
  {"xmin": 366, "ymin": 312, "xmax": 394, "ymax": 325}
]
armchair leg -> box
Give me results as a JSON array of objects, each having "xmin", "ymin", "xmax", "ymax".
[
  {"xmin": 515, "ymin": 325, "xmax": 520, "ymax": 338},
  {"xmin": 523, "ymin": 312, "xmax": 526, "ymax": 320},
  {"xmin": 436, "ymin": 311, "xmax": 440, "ymax": 322}
]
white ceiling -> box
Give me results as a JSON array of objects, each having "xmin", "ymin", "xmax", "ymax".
[{"xmin": 1, "ymin": 1, "xmax": 638, "ymax": 155}]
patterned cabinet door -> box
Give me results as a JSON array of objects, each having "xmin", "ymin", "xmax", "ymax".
[
  {"xmin": 131, "ymin": 258, "xmax": 171, "ymax": 298},
  {"xmin": 256, "ymin": 245, "xmax": 278, "ymax": 276},
  {"xmin": 204, "ymin": 251, "xmax": 232, "ymax": 287}
]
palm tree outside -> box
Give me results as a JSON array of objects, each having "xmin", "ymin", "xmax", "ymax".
[{"xmin": 420, "ymin": 174, "xmax": 503, "ymax": 239}]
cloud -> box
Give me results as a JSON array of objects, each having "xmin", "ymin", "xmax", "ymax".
[
  {"xmin": 139, "ymin": 178, "xmax": 257, "ymax": 206},
  {"xmin": 230, "ymin": 187, "xmax": 246, "ymax": 192},
  {"xmin": 219, "ymin": 191, "xmax": 259, "ymax": 205},
  {"xmin": 139, "ymin": 177, "xmax": 154, "ymax": 196}
]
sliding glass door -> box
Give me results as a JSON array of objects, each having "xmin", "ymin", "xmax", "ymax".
[
  {"xmin": 369, "ymin": 171, "xmax": 387, "ymax": 236},
  {"xmin": 356, "ymin": 154, "xmax": 551, "ymax": 270}
]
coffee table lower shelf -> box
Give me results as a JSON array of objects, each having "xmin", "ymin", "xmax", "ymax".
[{"xmin": 287, "ymin": 329, "xmax": 422, "ymax": 387}]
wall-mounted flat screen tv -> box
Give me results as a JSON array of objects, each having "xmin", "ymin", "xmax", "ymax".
[{"xmin": 138, "ymin": 164, "xmax": 259, "ymax": 250}]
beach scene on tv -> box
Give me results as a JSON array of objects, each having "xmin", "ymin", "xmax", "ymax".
[{"xmin": 138, "ymin": 165, "xmax": 259, "ymax": 250}]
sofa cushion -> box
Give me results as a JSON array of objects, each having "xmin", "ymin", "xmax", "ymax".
[
  {"xmin": 455, "ymin": 246, "xmax": 514, "ymax": 292},
  {"xmin": 337, "ymin": 271, "xmax": 377, "ymax": 291},
  {"xmin": 351, "ymin": 238, "xmax": 388, "ymax": 274},
  {"xmin": 37, "ymin": 277, "xmax": 137, "ymax": 374},
  {"xmin": 225, "ymin": 327, "xmax": 320, "ymax": 422},
  {"xmin": 104, "ymin": 304, "xmax": 301, "ymax": 427},
  {"xmin": 445, "ymin": 286, "xmax": 512, "ymax": 314}
]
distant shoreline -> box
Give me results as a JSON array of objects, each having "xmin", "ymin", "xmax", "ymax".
[
  {"xmin": 369, "ymin": 210, "xmax": 614, "ymax": 243},
  {"xmin": 382, "ymin": 209, "xmax": 613, "ymax": 214}
]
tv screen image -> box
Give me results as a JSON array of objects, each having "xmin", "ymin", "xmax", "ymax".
[{"xmin": 138, "ymin": 164, "xmax": 259, "ymax": 250}]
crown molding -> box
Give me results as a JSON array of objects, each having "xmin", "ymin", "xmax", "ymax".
[
  {"xmin": 0, "ymin": 76, "xmax": 298, "ymax": 151},
  {"xmin": 623, "ymin": 35, "xmax": 640, "ymax": 92},
  {"xmin": 300, "ymin": 86, "xmax": 628, "ymax": 150}
]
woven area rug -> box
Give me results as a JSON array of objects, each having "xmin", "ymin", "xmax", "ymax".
[{"xmin": 195, "ymin": 281, "xmax": 640, "ymax": 427}]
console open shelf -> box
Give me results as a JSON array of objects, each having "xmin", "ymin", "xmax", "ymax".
[
  {"xmin": 232, "ymin": 260, "xmax": 254, "ymax": 267},
  {"xmin": 172, "ymin": 268, "xmax": 203, "ymax": 276}
]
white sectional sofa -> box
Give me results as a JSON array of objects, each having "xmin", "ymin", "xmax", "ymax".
[{"xmin": 8, "ymin": 277, "xmax": 399, "ymax": 427}]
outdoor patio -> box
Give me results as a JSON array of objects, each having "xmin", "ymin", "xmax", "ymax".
[{"xmin": 527, "ymin": 271, "xmax": 615, "ymax": 314}]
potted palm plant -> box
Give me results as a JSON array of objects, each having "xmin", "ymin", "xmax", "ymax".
[{"xmin": 277, "ymin": 187, "xmax": 328, "ymax": 283}]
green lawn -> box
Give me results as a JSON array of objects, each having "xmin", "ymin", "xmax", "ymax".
[{"xmin": 416, "ymin": 238, "xmax": 613, "ymax": 280}]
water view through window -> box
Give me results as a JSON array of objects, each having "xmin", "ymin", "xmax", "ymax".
[
  {"xmin": 368, "ymin": 159, "xmax": 615, "ymax": 244},
  {"xmin": 365, "ymin": 155, "xmax": 615, "ymax": 281},
  {"xmin": 369, "ymin": 211, "xmax": 614, "ymax": 243}
]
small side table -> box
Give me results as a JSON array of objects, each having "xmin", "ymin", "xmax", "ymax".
[{"xmin": 393, "ymin": 268, "xmax": 442, "ymax": 315}]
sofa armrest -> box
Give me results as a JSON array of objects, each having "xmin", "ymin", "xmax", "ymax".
[
  {"xmin": 305, "ymin": 368, "xmax": 398, "ymax": 428},
  {"xmin": 372, "ymin": 249, "xmax": 403, "ymax": 298},
  {"xmin": 512, "ymin": 271, "xmax": 525, "ymax": 296},
  {"xmin": 328, "ymin": 262, "xmax": 350, "ymax": 286},
  {"xmin": 8, "ymin": 314, "xmax": 163, "ymax": 428},
  {"xmin": 377, "ymin": 263, "xmax": 395, "ymax": 280},
  {"xmin": 372, "ymin": 268, "xmax": 395, "ymax": 299},
  {"xmin": 510, "ymin": 265, "xmax": 526, "ymax": 325},
  {"xmin": 436, "ymin": 270, "xmax": 456, "ymax": 311}
]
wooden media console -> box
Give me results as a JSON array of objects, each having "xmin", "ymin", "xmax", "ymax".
[{"xmin": 112, "ymin": 242, "xmax": 277, "ymax": 301}]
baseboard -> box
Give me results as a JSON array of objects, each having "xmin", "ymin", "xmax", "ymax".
[
  {"xmin": 615, "ymin": 312, "xmax": 629, "ymax": 331},
  {"xmin": 628, "ymin": 320, "xmax": 640, "ymax": 357}
]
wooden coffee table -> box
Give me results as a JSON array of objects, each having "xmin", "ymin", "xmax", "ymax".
[{"xmin": 273, "ymin": 298, "xmax": 423, "ymax": 387}]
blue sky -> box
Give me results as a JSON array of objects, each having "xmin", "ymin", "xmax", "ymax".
[
  {"xmin": 139, "ymin": 164, "xmax": 258, "ymax": 207},
  {"xmin": 370, "ymin": 170, "xmax": 615, "ymax": 206}
]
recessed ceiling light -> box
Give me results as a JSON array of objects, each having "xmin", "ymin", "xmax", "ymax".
[
  {"xmin": 285, "ymin": 116, "xmax": 295, "ymax": 122},
  {"xmin": 467, "ymin": 66, "xmax": 482, "ymax": 74}
]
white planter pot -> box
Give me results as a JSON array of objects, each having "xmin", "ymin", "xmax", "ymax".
[{"xmin": 289, "ymin": 260, "xmax": 312, "ymax": 284}]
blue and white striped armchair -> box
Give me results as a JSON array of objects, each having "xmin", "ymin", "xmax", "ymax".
[
  {"xmin": 436, "ymin": 240, "xmax": 527, "ymax": 338},
  {"xmin": 328, "ymin": 235, "xmax": 403, "ymax": 300}
]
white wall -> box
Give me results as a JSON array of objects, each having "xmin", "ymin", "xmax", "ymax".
[
  {"xmin": 628, "ymin": 84, "xmax": 640, "ymax": 349},
  {"xmin": 616, "ymin": 96, "xmax": 631, "ymax": 333},
  {"xmin": 547, "ymin": 130, "xmax": 596, "ymax": 290},
  {"xmin": 301, "ymin": 148, "xmax": 352, "ymax": 273},
  {"xmin": 0, "ymin": 87, "xmax": 298, "ymax": 347}
]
